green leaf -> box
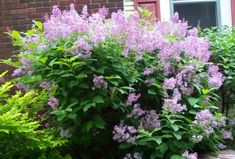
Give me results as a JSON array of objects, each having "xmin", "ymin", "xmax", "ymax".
[
  {"xmin": 92, "ymin": 115, "xmax": 106, "ymax": 129},
  {"xmin": 159, "ymin": 143, "xmax": 168, "ymax": 154},
  {"xmin": 85, "ymin": 121, "xmax": 93, "ymax": 131},
  {"xmin": 148, "ymin": 89, "xmax": 157, "ymax": 95},
  {"xmin": 76, "ymin": 73, "xmax": 87, "ymax": 80},
  {"xmin": 152, "ymin": 136, "xmax": 162, "ymax": 145},
  {"xmin": 93, "ymin": 95, "xmax": 104, "ymax": 104},
  {"xmin": 188, "ymin": 97, "xmax": 199, "ymax": 106},
  {"xmin": 33, "ymin": 21, "xmax": 43, "ymax": 30},
  {"xmin": 118, "ymin": 143, "xmax": 131, "ymax": 149},
  {"xmin": 170, "ymin": 155, "xmax": 184, "ymax": 159},
  {"xmin": 11, "ymin": 30, "xmax": 20, "ymax": 39},
  {"xmin": 83, "ymin": 102, "xmax": 96, "ymax": 112},
  {"xmin": 173, "ymin": 132, "xmax": 182, "ymax": 140},
  {"xmin": 67, "ymin": 113, "xmax": 77, "ymax": 120},
  {"xmin": 65, "ymin": 108, "xmax": 72, "ymax": 112},
  {"xmin": 171, "ymin": 124, "xmax": 179, "ymax": 131}
]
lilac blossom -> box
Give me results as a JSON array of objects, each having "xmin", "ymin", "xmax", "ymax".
[
  {"xmin": 123, "ymin": 152, "xmax": 142, "ymax": 159},
  {"xmin": 126, "ymin": 93, "xmax": 141, "ymax": 106},
  {"xmin": 207, "ymin": 65, "xmax": 224, "ymax": 88},
  {"xmin": 72, "ymin": 38, "xmax": 92, "ymax": 58},
  {"xmin": 221, "ymin": 129, "xmax": 233, "ymax": 140},
  {"xmin": 163, "ymin": 77, "xmax": 176, "ymax": 90},
  {"xmin": 48, "ymin": 96, "xmax": 59, "ymax": 108},
  {"xmin": 163, "ymin": 88, "xmax": 186, "ymax": 114},
  {"xmin": 144, "ymin": 79, "xmax": 154, "ymax": 86},
  {"xmin": 163, "ymin": 64, "xmax": 174, "ymax": 76},
  {"xmin": 163, "ymin": 98, "xmax": 186, "ymax": 114},
  {"xmin": 217, "ymin": 143, "xmax": 227, "ymax": 150},
  {"xmin": 192, "ymin": 109, "xmax": 217, "ymax": 136},
  {"xmin": 12, "ymin": 68, "xmax": 23, "ymax": 77},
  {"xmin": 183, "ymin": 36, "xmax": 211, "ymax": 62},
  {"xmin": 187, "ymin": 28, "xmax": 198, "ymax": 37},
  {"xmin": 128, "ymin": 104, "xmax": 145, "ymax": 119},
  {"xmin": 98, "ymin": 6, "xmax": 109, "ymax": 18},
  {"xmin": 192, "ymin": 135, "xmax": 203, "ymax": 142},
  {"xmin": 19, "ymin": 58, "xmax": 31, "ymax": 67},
  {"xmin": 40, "ymin": 81, "xmax": 51, "ymax": 90},
  {"xmin": 60, "ymin": 128, "xmax": 72, "ymax": 138},
  {"xmin": 15, "ymin": 83, "xmax": 30, "ymax": 91},
  {"xmin": 182, "ymin": 151, "xmax": 198, "ymax": 159},
  {"xmin": 140, "ymin": 110, "xmax": 161, "ymax": 130},
  {"xmin": 92, "ymin": 74, "xmax": 108, "ymax": 90},
  {"xmin": 194, "ymin": 109, "xmax": 213, "ymax": 126},
  {"xmin": 113, "ymin": 121, "xmax": 137, "ymax": 144},
  {"xmin": 143, "ymin": 67, "xmax": 154, "ymax": 76}
]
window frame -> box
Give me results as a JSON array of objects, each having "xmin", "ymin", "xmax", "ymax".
[{"xmin": 170, "ymin": 0, "xmax": 221, "ymax": 27}]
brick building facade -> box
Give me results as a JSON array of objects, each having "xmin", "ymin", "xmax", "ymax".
[{"xmin": 0, "ymin": 0, "xmax": 123, "ymax": 61}]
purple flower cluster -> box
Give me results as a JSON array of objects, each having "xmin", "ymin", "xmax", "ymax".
[
  {"xmin": 192, "ymin": 109, "xmax": 218, "ymax": 136},
  {"xmin": 123, "ymin": 152, "xmax": 142, "ymax": 159},
  {"xmin": 92, "ymin": 74, "xmax": 108, "ymax": 90},
  {"xmin": 163, "ymin": 88, "xmax": 187, "ymax": 114},
  {"xmin": 143, "ymin": 67, "xmax": 154, "ymax": 76},
  {"xmin": 139, "ymin": 110, "xmax": 161, "ymax": 130},
  {"xmin": 128, "ymin": 105, "xmax": 161, "ymax": 130},
  {"xmin": 182, "ymin": 151, "xmax": 198, "ymax": 159},
  {"xmin": 12, "ymin": 68, "xmax": 23, "ymax": 77},
  {"xmin": 163, "ymin": 77, "xmax": 176, "ymax": 90},
  {"xmin": 194, "ymin": 109, "xmax": 213, "ymax": 126},
  {"xmin": 48, "ymin": 96, "xmax": 59, "ymax": 108},
  {"xmin": 60, "ymin": 128, "xmax": 72, "ymax": 138},
  {"xmin": 183, "ymin": 36, "xmax": 211, "ymax": 62},
  {"xmin": 71, "ymin": 38, "xmax": 92, "ymax": 59},
  {"xmin": 217, "ymin": 143, "xmax": 227, "ymax": 150},
  {"xmin": 207, "ymin": 65, "xmax": 224, "ymax": 88},
  {"xmin": 162, "ymin": 63, "xmax": 198, "ymax": 114},
  {"xmin": 221, "ymin": 129, "xmax": 233, "ymax": 140},
  {"xmin": 128, "ymin": 104, "xmax": 145, "ymax": 119},
  {"xmin": 40, "ymin": 81, "xmax": 51, "ymax": 90},
  {"xmin": 113, "ymin": 121, "xmax": 137, "ymax": 144},
  {"xmin": 44, "ymin": 4, "xmax": 89, "ymax": 41},
  {"xmin": 126, "ymin": 93, "xmax": 141, "ymax": 106}
]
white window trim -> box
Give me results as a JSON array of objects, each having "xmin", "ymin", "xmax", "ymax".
[
  {"xmin": 173, "ymin": 0, "xmax": 217, "ymax": 4},
  {"xmin": 171, "ymin": 0, "xmax": 222, "ymax": 27},
  {"xmin": 123, "ymin": 0, "xmax": 232, "ymax": 26}
]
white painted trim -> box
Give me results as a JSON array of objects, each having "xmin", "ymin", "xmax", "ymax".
[
  {"xmin": 173, "ymin": 0, "xmax": 216, "ymax": 3},
  {"xmin": 123, "ymin": 0, "xmax": 135, "ymax": 16},
  {"xmin": 220, "ymin": 0, "xmax": 232, "ymax": 26},
  {"xmin": 122, "ymin": 0, "xmax": 233, "ymax": 26},
  {"xmin": 160, "ymin": 0, "xmax": 171, "ymax": 21}
]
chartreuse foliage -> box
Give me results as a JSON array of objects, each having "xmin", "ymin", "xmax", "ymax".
[{"xmin": 0, "ymin": 72, "xmax": 68, "ymax": 159}]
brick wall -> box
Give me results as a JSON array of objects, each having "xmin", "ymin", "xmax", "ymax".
[{"xmin": 0, "ymin": 0, "xmax": 123, "ymax": 61}]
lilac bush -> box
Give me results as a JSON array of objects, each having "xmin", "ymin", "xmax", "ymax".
[{"xmin": 4, "ymin": 4, "xmax": 231, "ymax": 159}]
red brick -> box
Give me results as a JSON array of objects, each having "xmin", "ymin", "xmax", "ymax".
[
  {"xmin": 3, "ymin": 0, "xmax": 19, "ymax": 4},
  {"xmin": 0, "ymin": 0, "xmax": 124, "ymax": 63},
  {"xmin": 27, "ymin": 2, "xmax": 43, "ymax": 8},
  {"xmin": 92, "ymin": 0, "xmax": 106, "ymax": 3},
  {"xmin": 19, "ymin": 0, "xmax": 35, "ymax": 3},
  {"xmin": 4, "ymin": 3, "xmax": 26, "ymax": 9},
  {"xmin": 75, "ymin": 0, "xmax": 91, "ymax": 4}
]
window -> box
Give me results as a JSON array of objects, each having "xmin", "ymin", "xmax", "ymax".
[{"xmin": 171, "ymin": 0, "xmax": 220, "ymax": 28}]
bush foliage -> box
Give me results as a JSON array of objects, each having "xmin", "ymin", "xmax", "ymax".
[
  {"xmin": 2, "ymin": 5, "xmax": 235, "ymax": 159},
  {"xmin": 0, "ymin": 71, "xmax": 67, "ymax": 159},
  {"xmin": 201, "ymin": 26, "xmax": 235, "ymax": 116}
]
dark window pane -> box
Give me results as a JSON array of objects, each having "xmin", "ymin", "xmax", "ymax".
[{"xmin": 174, "ymin": 2, "xmax": 217, "ymax": 28}]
